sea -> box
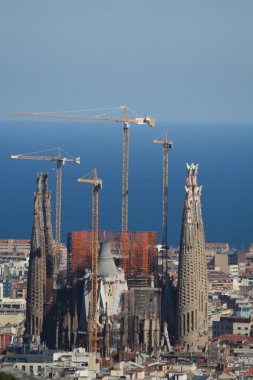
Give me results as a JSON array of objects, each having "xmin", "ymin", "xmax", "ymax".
[{"xmin": 0, "ymin": 119, "xmax": 252, "ymax": 250}]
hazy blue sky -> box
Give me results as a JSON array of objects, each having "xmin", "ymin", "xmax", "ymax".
[{"xmin": 1, "ymin": 1, "xmax": 252, "ymax": 123}]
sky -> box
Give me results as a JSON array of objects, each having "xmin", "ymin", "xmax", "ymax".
[{"xmin": 1, "ymin": 1, "xmax": 253, "ymax": 123}]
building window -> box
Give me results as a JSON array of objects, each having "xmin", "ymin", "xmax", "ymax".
[{"xmin": 187, "ymin": 312, "xmax": 190, "ymax": 333}]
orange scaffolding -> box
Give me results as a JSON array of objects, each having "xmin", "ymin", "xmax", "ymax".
[{"xmin": 67, "ymin": 230, "xmax": 157, "ymax": 280}]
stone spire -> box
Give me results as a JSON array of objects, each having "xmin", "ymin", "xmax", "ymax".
[
  {"xmin": 26, "ymin": 174, "xmax": 46, "ymax": 343},
  {"xmin": 43, "ymin": 173, "xmax": 54, "ymax": 277},
  {"xmin": 43, "ymin": 173, "xmax": 56, "ymax": 348},
  {"xmin": 25, "ymin": 173, "xmax": 57, "ymax": 348},
  {"xmin": 177, "ymin": 164, "xmax": 208, "ymax": 352}
]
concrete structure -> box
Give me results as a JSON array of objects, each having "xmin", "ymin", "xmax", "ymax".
[
  {"xmin": 177, "ymin": 164, "xmax": 208, "ymax": 351},
  {"xmin": 205, "ymin": 243, "xmax": 230, "ymax": 266},
  {"xmin": 205, "ymin": 243, "xmax": 230, "ymax": 253},
  {"xmin": 208, "ymin": 272, "xmax": 234, "ymax": 291},
  {"xmin": 0, "ymin": 297, "xmax": 26, "ymax": 314},
  {"xmin": 12, "ymin": 349, "xmax": 99, "ymax": 378},
  {"xmin": 214, "ymin": 253, "xmax": 229, "ymax": 273},
  {"xmin": 0, "ymin": 239, "xmax": 30, "ymax": 255},
  {"xmin": 229, "ymin": 265, "xmax": 239, "ymax": 276},
  {"xmin": 212, "ymin": 253, "xmax": 240, "ymax": 275},
  {"xmin": 213, "ymin": 316, "xmax": 252, "ymax": 337}
]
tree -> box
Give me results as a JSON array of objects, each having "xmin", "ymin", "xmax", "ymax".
[{"xmin": 0, "ymin": 373, "xmax": 18, "ymax": 380}]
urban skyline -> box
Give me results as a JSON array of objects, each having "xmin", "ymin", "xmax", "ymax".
[{"xmin": 0, "ymin": 2, "xmax": 253, "ymax": 379}]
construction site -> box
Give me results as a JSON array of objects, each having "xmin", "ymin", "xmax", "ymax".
[
  {"xmin": 2, "ymin": 4, "xmax": 252, "ymax": 379},
  {"xmin": 6, "ymin": 106, "xmax": 180, "ymax": 356}
]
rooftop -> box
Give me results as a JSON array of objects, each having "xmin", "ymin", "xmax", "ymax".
[{"xmin": 212, "ymin": 334, "xmax": 253, "ymax": 345}]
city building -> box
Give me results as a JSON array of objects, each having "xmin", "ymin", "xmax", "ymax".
[
  {"xmin": 0, "ymin": 297, "xmax": 26, "ymax": 314},
  {"xmin": 0, "ymin": 239, "xmax": 30, "ymax": 256},
  {"xmin": 213, "ymin": 316, "xmax": 252, "ymax": 337}
]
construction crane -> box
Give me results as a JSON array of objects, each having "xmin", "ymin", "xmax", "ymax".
[
  {"xmin": 10, "ymin": 147, "xmax": 80, "ymax": 242},
  {"xmin": 153, "ymin": 132, "xmax": 173, "ymax": 251},
  {"xmin": 77, "ymin": 169, "xmax": 102, "ymax": 352},
  {"xmin": 6, "ymin": 106, "xmax": 155, "ymax": 232}
]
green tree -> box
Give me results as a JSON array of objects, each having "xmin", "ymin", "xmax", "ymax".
[{"xmin": 0, "ymin": 373, "xmax": 18, "ymax": 380}]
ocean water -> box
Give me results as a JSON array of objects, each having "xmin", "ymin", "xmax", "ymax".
[{"xmin": 0, "ymin": 119, "xmax": 252, "ymax": 250}]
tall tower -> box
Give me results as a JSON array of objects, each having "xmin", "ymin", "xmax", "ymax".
[
  {"xmin": 42, "ymin": 173, "xmax": 56, "ymax": 348},
  {"xmin": 177, "ymin": 164, "xmax": 208, "ymax": 352},
  {"xmin": 26, "ymin": 173, "xmax": 56, "ymax": 347},
  {"xmin": 43, "ymin": 173, "xmax": 54, "ymax": 277},
  {"xmin": 26, "ymin": 174, "xmax": 46, "ymax": 343}
]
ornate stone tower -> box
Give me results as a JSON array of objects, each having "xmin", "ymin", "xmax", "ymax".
[
  {"xmin": 43, "ymin": 173, "xmax": 54, "ymax": 279},
  {"xmin": 42, "ymin": 173, "xmax": 56, "ymax": 348},
  {"xmin": 177, "ymin": 164, "xmax": 208, "ymax": 352},
  {"xmin": 26, "ymin": 173, "xmax": 56, "ymax": 347},
  {"xmin": 26, "ymin": 174, "xmax": 46, "ymax": 343}
]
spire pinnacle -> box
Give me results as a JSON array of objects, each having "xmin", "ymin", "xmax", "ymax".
[
  {"xmin": 186, "ymin": 163, "xmax": 193, "ymax": 187},
  {"xmin": 192, "ymin": 164, "xmax": 198, "ymax": 187},
  {"xmin": 43, "ymin": 173, "xmax": 49, "ymax": 194},
  {"xmin": 37, "ymin": 173, "xmax": 42, "ymax": 194}
]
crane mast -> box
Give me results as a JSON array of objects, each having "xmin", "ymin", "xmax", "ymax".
[
  {"xmin": 153, "ymin": 132, "xmax": 173, "ymax": 249},
  {"xmin": 10, "ymin": 147, "xmax": 80, "ymax": 242},
  {"xmin": 122, "ymin": 123, "xmax": 129, "ymax": 232},
  {"xmin": 56, "ymin": 147, "xmax": 62, "ymax": 243},
  {"xmin": 77, "ymin": 169, "xmax": 102, "ymax": 352},
  {"xmin": 122, "ymin": 106, "xmax": 129, "ymax": 232},
  {"xmin": 6, "ymin": 106, "xmax": 155, "ymax": 232}
]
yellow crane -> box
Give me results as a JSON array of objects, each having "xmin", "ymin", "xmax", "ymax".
[
  {"xmin": 77, "ymin": 169, "xmax": 102, "ymax": 352},
  {"xmin": 153, "ymin": 132, "xmax": 173, "ymax": 281},
  {"xmin": 10, "ymin": 147, "xmax": 80, "ymax": 242},
  {"xmin": 6, "ymin": 106, "xmax": 155, "ymax": 232}
]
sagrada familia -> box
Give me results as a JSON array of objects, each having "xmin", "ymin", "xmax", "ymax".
[{"xmin": 25, "ymin": 164, "xmax": 208, "ymax": 353}]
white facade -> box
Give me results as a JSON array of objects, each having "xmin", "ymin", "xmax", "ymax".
[
  {"xmin": 84, "ymin": 241, "xmax": 128, "ymax": 320},
  {"xmin": 99, "ymin": 268, "xmax": 128, "ymax": 317},
  {"xmin": 229, "ymin": 265, "xmax": 239, "ymax": 277}
]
